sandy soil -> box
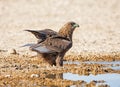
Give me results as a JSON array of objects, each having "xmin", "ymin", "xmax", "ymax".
[
  {"xmin": 0, "ymin": 0, "xmax": 120, "ymax": 55},
  {"xmin": 0, "ymin": 0, "xmax": 120, "ymax": 87}
]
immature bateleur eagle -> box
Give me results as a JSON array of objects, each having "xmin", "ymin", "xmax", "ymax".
[{"xmin": 26, "ymin": 22, "xmax": 79, "ymax": 66}]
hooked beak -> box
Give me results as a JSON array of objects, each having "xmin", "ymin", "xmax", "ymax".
[{"xmin": 73, "ymin": 23, "xmax": 79, "ymax": 28}]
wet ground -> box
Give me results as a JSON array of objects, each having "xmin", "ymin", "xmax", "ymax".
[{"xmin": 0, "ymin": 53, "xmax": 120, "ymax": 87}]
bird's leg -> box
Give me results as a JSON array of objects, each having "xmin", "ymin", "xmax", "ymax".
[
  {"xmin": 56, "ymin": 56, "xmax": 62, "ymax": 67},
  {"xmin": 56, "ymin": 54, "xmax": 64, "ymax": 67}
]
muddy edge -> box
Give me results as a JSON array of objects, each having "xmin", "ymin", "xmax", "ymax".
[{"xmin": 0, "ymin": 51, "xmax": 120, "ymax": 86}]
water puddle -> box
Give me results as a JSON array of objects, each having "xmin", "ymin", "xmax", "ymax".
[
  {"xmin": 110, "ymin": 66, "xmax": 120, "ymax": 70},
  {"xmin": 1, "ymin": 60, "xmax": 120, "ymax": 87},
  {"xmin": 63, "ymin": 73, "xmax": 120, "ymax": 87},
  {"xmin": 38, "ymin": 72, "xmax": 120, "ymax": 87},
  {"xmin": 64, "ymin": 61, "xmax": 120, "ymax": 65},
  {"xmin": 64, "ymin": 61, "xmax": 120, "ymax": 70},
  {"xmin": 83, "ymin": 61, "xmax": 120, "ymax": 65}
]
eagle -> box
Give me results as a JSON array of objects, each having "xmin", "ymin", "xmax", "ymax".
[{"xmin": 25, "ymin": 22, "xmax": 79, "ymax": 66}]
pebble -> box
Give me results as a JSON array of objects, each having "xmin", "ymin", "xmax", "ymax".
[
  {"xmin": 5, "ymin": 75, "xmax": 11, "ymax": 78},
  {"xmin": 8, "ymin": 49, "xmax": 17, "ymax": 54},
  {"xmin": 30, "ymin": 74, "xmax": 40, "ymax": 78},
  {"xmin": 0, "ymin": 49, "xmax": 7, "ymax": 52}
]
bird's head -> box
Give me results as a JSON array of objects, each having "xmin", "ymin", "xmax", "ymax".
[
  {"xmin": 67, "ymin": 22, "xmax": 79, "ymax": 29},
  {"xmin": 64, "ymin": 21, "xmax": 79, "ymax": 30},
  {"xmin": 59, "ymin": 21, "xmax": 79, "ymax": 41},
  {"xmin": 59, "ymin": 21, "xmax": 79, "ymax": 32}
]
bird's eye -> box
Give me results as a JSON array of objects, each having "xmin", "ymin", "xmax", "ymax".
[
  {"xmin": 71, "ymin": 23, "xmax": 75, "ymax": 26},
  {"xmin": 49, "ymin": 35, "xmax": 52, "ymax": 37}
]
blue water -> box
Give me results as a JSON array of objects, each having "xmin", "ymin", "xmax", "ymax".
[
  {"xmin": 64, "ymin": 61, "xmax": 120, "ymax": 65},
  {"xmin": 64, "ymin": 61, "xmax": 120, "ymax": 70},
  {"xmin": 106, "ymin": 66, "xmax": 120, "ymax": 70},
  {"xmin": 63, "ymin": 73, "xmax": 120, "ymax": 87}
]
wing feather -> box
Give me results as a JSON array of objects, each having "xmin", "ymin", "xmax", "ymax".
[{"xmin": 30, "ymin": 37, "xmax": 72, "ymax": 53}]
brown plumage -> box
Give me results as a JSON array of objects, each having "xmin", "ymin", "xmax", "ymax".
[
  {"xmin": 26, "ymin": 22, "xmax": 79, "ymax": 66},
  {"xmin": 25, "ymin": 29, "xmax": 57, "ymax": 43}
]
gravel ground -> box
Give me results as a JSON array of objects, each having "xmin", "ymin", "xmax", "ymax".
[{"xmin": 0, "ymin": 0, "xmax": 120, "ymax": 56}]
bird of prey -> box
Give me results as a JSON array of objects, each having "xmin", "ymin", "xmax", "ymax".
[{"xmin": 25, "ymin": 22, "xmax": 79, "ymax": 66}]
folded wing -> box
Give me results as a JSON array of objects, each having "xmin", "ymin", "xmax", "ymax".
[{"xmin": 30, "ymin": 36, "xmax": 72, "ymax": 53}]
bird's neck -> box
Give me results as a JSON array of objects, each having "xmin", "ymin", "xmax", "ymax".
[{"xmin": 58, "ymin": 26, "xmax": 74, "ymax": 41}]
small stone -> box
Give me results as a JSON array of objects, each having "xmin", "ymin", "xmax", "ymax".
[
  {"xmin": 30, "ymin": 74, "xmax": 40, "ymax": 78},
  {"xmin": 0, "ymin": 49, "xmax": 7, "ymax": 52},
  {"xmin": 8, "ymin": 49, "xmax": 17, "ymax": 54},
  {"xmin": 5, "ymin": 75, "xmax": 11, "ymax": 78}
]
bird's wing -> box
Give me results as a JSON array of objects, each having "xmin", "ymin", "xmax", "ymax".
[
  {"xmin": 30, "ymin": 37, "xmax": 72, "ymax": 53},
  {"xmin": 25, "ymin": 29, "xmax": 57, "ymax": 38},
  {"xmin": 46, "ymin": 37, "xmax": 72, "ymax": 52},
  {"xmin": 39, "ymin": 29, "xmax": 57, "ymax": 35},
  {"xmin": 25, "ymin": 29, "xmax": 46, "ymax": 40},
  {"xmin": 30, "ymin": 44, "xmax": 56, "ymax": 53}
]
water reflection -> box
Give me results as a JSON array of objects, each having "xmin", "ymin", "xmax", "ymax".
[
  {"xmin": 40, "ymin": 71, "xmax": 120, "ymax": 87},
  {"xmin": 38, "ymin": 72, "xmax": 104, "ymax": 87},
  {"xmin": 38, "ymin": 61, "xmax": 120, "ymax": 87},
  {"xmin": 63, "ymin": 73, "xmax": 120, "ymax": 87}
]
